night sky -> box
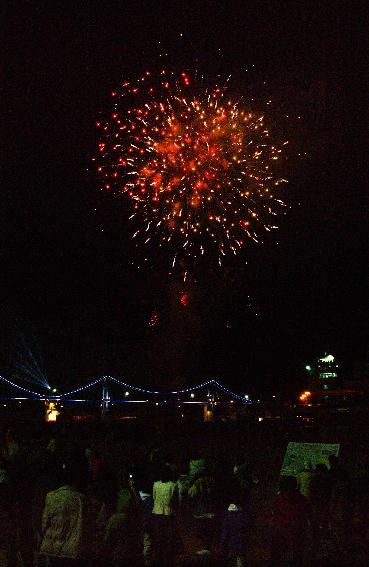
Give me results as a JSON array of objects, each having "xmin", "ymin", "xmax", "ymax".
[{"xmin": 2, "ymin": 1, "xmax": 367, "ymax": 395}]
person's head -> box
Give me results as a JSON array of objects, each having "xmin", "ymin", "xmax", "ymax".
[
  {"xmin": 160, "ymin": 465, "xmax": 175, "ymax": 483},
  {"xmin": 61, "ymin": 449, "xmax": 88, "ymax": 490},
  {"xmin": 47, "ymin": 439, "xmax": 57, "ymax": 452},
  {"xmin": 5, "ymin": 428, "xmax": 16, "ymax": 443},
  {"xmin": 227, "ymin": 481, "xmax": 243, "ymax": 507},
  {"xmin": 315, "ymin": 463, "xmax": 328, "ymax": 474},
  {"xmin": 115, "ymin": 462, "xmax": 129, "ymax": 484},
  {"xmin": 301, "ymin": 461, "xmax": 313, "ymax": 472},
  {"xmin": 0, "ymin": 455, "xmax": 8, "ymax": 474},
  {"xmin": 190, "ymin": 450, "xmax": 202, "ymax": 461},
  {"xmin": 138, "ymin": 478, "xmax": 153, "ymax": 495},
  {"xmin": 279, "ymin": 475, "xmax": 297, "ymax": 493}
]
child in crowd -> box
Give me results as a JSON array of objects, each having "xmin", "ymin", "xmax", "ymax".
[{"xmin": 218, "ymin": 488, "xmax": 247, "ymax": 567}]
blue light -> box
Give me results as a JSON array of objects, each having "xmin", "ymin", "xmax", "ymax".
[{"xmin": 1, "ymin": 373, "xmax": 251, "ymax": 405}]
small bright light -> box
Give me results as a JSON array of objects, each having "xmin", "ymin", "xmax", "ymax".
[
  {"xmin": 155, "ymin": 402, "xmax": 159, "ymax": 406},
  {"xmin": 305, "ymin": 365, "xmax": 312, "ymax": 371},
  {"xmin": 190, "ymin": 392, "xmax": 195, "ymax": 398},
  {"xmin": 52, "ymin": 388, "xmax": 57, "ymax": 393},
  {"xmin": 258, "ymin": 417, "xmax": 263, "ymax": 422},
  {"xmin": 125, "ymin": 391, "xmax": 130, "ymax": 397},
  {"xmin": 244, "ymin": 394, "xmax": 249, "ymax": 400}
]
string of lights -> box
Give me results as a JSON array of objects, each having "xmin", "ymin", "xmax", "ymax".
[
  {"xmin": 0, "ymin": 373, "xmax": 250, "ymax": 403},
  {"xmin": 212, "ymin": 380, "xmax": 249, "ymax": 402},
  {"xmin": 107, "ymin": 375, "xmax": 216, "ymax": 396},
  {"xmin": 0, "ymin": 374, "xmax": 44, "ymax": 397},
  {"xmin": 55, "ymin": 377, "xmax": 106, "ymax": 398},
  {"xmin": 57, "ymin": 375, "xmax": 249, "ymax": 402}
]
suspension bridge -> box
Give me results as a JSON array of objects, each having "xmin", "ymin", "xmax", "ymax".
[{"xmin": 0, "ymin": 373, "xmax": 251, "ymax": 409}]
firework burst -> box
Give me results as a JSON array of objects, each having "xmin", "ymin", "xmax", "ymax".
[{"xmin": 97, "ymin": 70, "xmax": 288, "ymax": 271}]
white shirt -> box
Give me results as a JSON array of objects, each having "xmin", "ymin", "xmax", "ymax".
[
  {"xmin": 40, "ymin": 485, "xmax": 84, "ymax": 559},
  {"xmin": 152, "ymin": 480, "xmax": 177, "ymax": 515}
]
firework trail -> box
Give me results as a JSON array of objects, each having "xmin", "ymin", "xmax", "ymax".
[{"xmin": 96, "ymin": 70, "xmax": 288, "ymax": 271}]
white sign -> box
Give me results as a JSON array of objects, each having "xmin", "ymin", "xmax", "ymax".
[{"xmin": 281, "ymin": 442, "xmax": 340, "ymax": 476}]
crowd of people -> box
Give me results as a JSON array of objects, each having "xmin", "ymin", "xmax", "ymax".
[{"xmin": 0, "ymin": 421, "xmax": 368, "ymax": 566}]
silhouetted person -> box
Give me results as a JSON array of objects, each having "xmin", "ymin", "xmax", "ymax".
[
  {"xmin": 138, "ymin": 479, "xmax": 154, "ymax": 566},
  {"xmin": 151, "ymin": 465, "xmax": 183, "ymax": 566},
  {"xmin": 0, "ymin": 455, "xmax": 16, "ymax": 567},
  {"xmin": 39, "ymin": 450, "xmax": 89, "ymax": 567},
  {"xmin": 218, "ymin": 487, "xmax": 247, "ymax": 566},
  {"xmin": 270, "ymin": 476, "xmax": 312, "ymax": 566},
  {"xmin": 327, "ymin": 455, "xmax": 353, "ymax": 560},
  {"xmin": 310, "ymin": 463, "xmax": 332, "ymax": 530},
  {"xmin": 296, "ymin": 466, "xmax": 316, "ymax": 500}
]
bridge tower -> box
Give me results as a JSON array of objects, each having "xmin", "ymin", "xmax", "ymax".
[{"xmin": 101, "ymin": 380, "xmax": 110, "ymax": 415}]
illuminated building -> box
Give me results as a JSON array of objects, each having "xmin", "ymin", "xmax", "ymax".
[
  {"xmin": 315, "ymin": 353, "xmax": 339, "ymax": 391},
  {"xmin": 298, "ymin": 353, "xmax": 363, "ymax": 406}
]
